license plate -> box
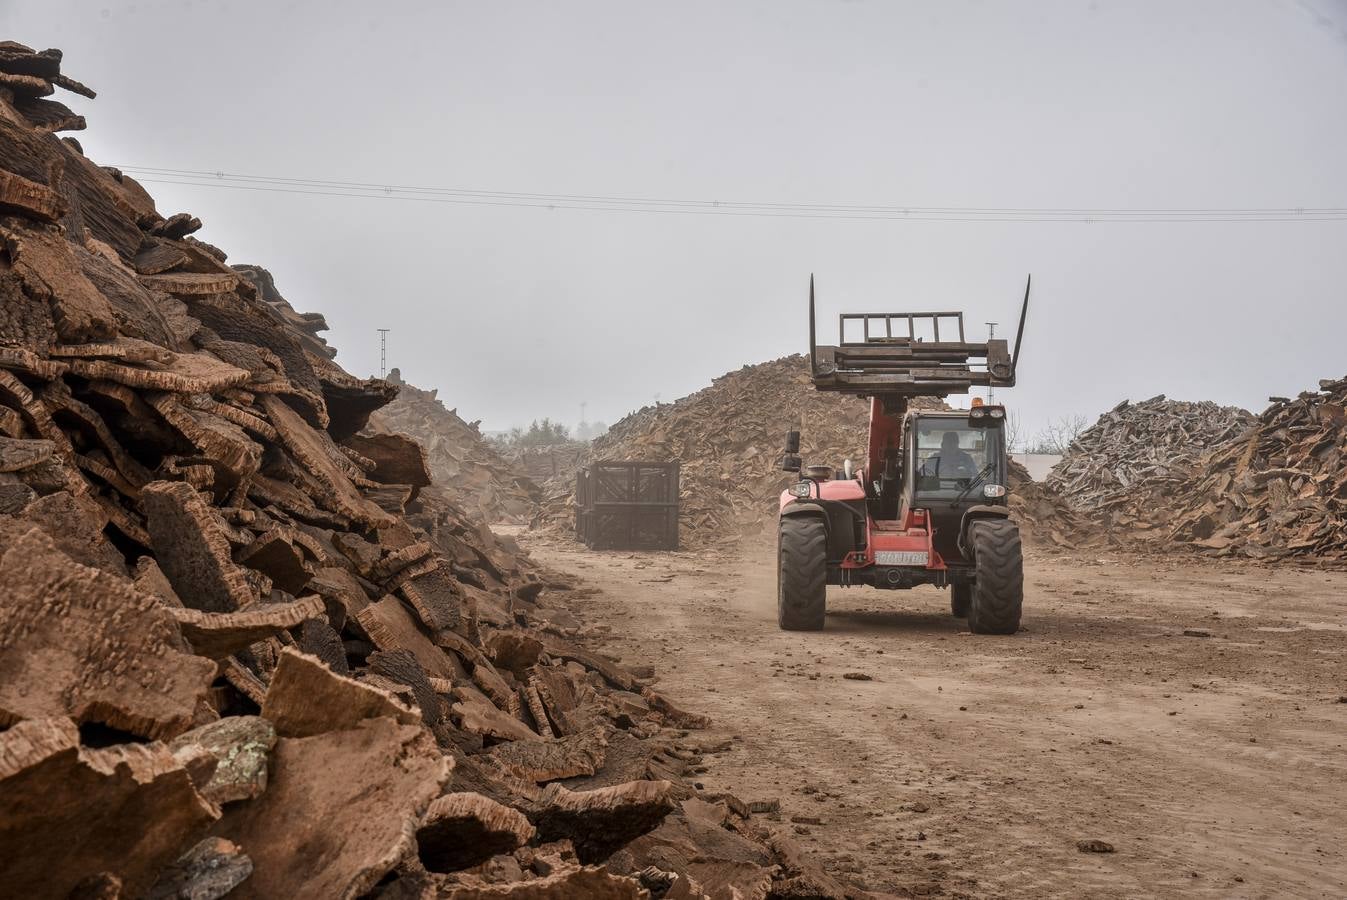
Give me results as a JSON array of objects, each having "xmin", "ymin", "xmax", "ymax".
[{"xmin": 874, "ymin": 551, "xmax": 928, "ymax": 566}]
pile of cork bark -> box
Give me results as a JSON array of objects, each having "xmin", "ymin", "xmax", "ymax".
[
  {"xmin": 369, "ymin": 370, "xmax": 541, "ymax": 524},
  {"xmin": 538, "ymin": 356, "xmax": 873, "ymax": 547},
  {"xmin": 1005, "ymin": 459, "xmax": 1104, "ymax": 549},
  {"xmin": 1046, "ymin": 396, "xmax": 1254, "ymax": 529},
  {"xmin": 1158, "ymin": 377, "xmax": 1347, "ymax": 560},
  {"xmin": 0, "ymin": 42, "xmax": 853, "ymax": 899}
]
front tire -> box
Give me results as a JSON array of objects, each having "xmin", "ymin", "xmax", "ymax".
[
  {"xmin": 778, "ymin": 516, "xmax": 827, "ymax": 631},
  {"xmin": 966, "ymin": 519, "xmax": 1024, "ymax": 635}
]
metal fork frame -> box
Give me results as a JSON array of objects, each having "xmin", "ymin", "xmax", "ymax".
[{"xmin": 838, "ymin": 312, "xmax": 966, "ymax": 345}]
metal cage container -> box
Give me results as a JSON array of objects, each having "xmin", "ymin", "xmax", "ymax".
[{"xmin": 575, "ymin": 461, "xmax": 680, "ymax": 550}]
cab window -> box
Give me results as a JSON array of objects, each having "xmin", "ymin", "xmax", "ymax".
[{"xmin": 914, "ymin": 422, "xmax": 992, "ymax": 495}]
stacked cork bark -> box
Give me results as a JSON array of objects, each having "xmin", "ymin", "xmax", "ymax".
[{"xmin": 0, "ymin": 41, "xmax": 852, "ymax": 900}]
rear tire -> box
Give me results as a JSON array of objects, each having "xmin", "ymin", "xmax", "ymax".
[
  {"xmin": 966, "ymin": 519, "xmax": 1023, "ymax": 635},
  {"xmin": 950, "ymin": 582, "xmax": 972, "ymax": 618},
  {"xmin": 778, "ymin": 516, "xmax": 827, "ymax": 631}
]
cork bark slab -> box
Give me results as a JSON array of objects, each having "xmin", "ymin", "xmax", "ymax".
[
  {"xmin": 0, "ymin": 168, "xmax": 66, "ymax": 221},
  {"xmin": 542, "ymin": 637, "xmax": 639, "ymax": 692},
  {"xmin": 185, "ymin": 393, "xmax": 278, "ymax": 440},
  {"xmin": 368, "ymin": 648, "xmax": 441, "ymax": 726},
  {"xmin": 235, "ymin": 528, "xmax": 313, "ymax": 595},
  {"xmin": 0, "ymin": 435, "xmax": 52, "ymax": 471},
  {"xmin": 260, "ymin": 647, "xmax": 420, "ymax": 739},
  {"xmin": 66, "ymin": 347, "xmax": 251, "ymax": 394},
  {"xmin": 397, "ymin": 562, "xmax": 463, "ymax": 633},
  {"xmin": 0, "ymin": 45, "xmax": 64, "ymax": 78},
  {"xmin": 0, "ymin": 270, "xmax": 57, "ymax": 357},
  {"xmin": 355, "ymin": 594, "xmax": 464, "ymax": 684},
  {"xmin": 183, "ymin": 292, "xmax": 328, "ymax": 428},
  {"xmin": 211, "ymin": 717, "xmax": 450, "ymax": 900},
  {"xmin": 343, "ymin": 428, "xmax": 431, "ymax": 494},
  {"xmin": 0, "ymin": 70, "xmax": 54, "ymax": 96},
  {"xmin": 167, "ymin": 716, "xmax": 276, "ymax": 805},
  {"xmin": 450, "ymin": 686, "xmax": 542, "ymax": 744},
  {"xmin": 78, "ymin": 252, "xmax": 201, "ymax": 352},
  {"xmin": 260, "ymin": 393, "xmax": 394, "ymax": 528},
  {"xmin": 0, "ymin": 219, "xmax": 116, "ymax": 342},
  {"xmin": 0, "ymin": 115, "xmax": 131, "ymax": 262},
  {"xmin": 435, "ymin": 628, "xmax": 513, "ymax": 708},
  {"xmin": 14, "ymin": 95, "xmax": 85, "ymax": 132},
  {"xmin": 528, "ymin": 779, "xmax": 678, "ymax": 863},
  {"xmin": 0, "ymin": 717, "xmax": 219, "ymax": 899},
  {"xmin": 48, "ymin": 335, "xmax": 175, "ymax": 363},
  {"xmin": 0, "ymin": 346, "xmax": 67, "ymax": 381},
  {"xmin": 141, "ymin": 480, "xmax": 256, "ymax": 613},
  {"xmin": 8, "ymin": 489, "xmax": 127, "ymax": 574},
  {"xmin": 168, "ymin": 594, "xmax": 324, "ymax": 659},
  {"xmin": 145, "ymin": 837, "xmax": 253, "ymax": 900},
  {"xmin": 439, "ymin": 866, "xmax": 647, "ymax": 899},
  {"xmin": 369, "ymin": 540, "xmax": 433, "ymax": 582},
  {"xmin": 133, "ymin": 240, "xmax": 189, "ymax": 276},
  {"xmin": 415, "ymin": 792, "xmax": 536, "ymax": 873},
  {"xmin": 486, "ymin": 728, "xmax": 608, "ymax": 783},
  {"xmin": 41, "ymin": 377, "xmax": 153, "ymax": 488},
  {"xmin": 0, "ymin": 528, "xmax": 215, "ymax": 740},
  {"xmin": 139, "ymin": 271, "xmax": 240, "ymax": 295},
  {"xmin": 530, "ymin": 666, "xmax": 585, "ymax": 737}
]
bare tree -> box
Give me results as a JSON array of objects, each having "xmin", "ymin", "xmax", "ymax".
[
  {"xmin": 1004, "ymin": 411, "xmax": 1024, "ymax": 454},
  {"xmin": 1029, "ymin": 414, "xmax": 1090, "ymax": 454}
]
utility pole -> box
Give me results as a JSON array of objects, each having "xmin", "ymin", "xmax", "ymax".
[
  {"xmin": 985, "ymin": 322, "xmax": 997, "ymax": 405},
  {"xmin": 377, "ymin": 329, "xmax": 390, "ymax": 379}
]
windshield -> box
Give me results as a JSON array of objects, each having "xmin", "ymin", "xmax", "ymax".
[{"xmin": 914, "ymin": 420, "xmax": 999, "ymax": 496}]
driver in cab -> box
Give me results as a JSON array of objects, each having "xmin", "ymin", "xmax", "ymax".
[{"xmin": 925, "ymin": 431, "xmax": 977, "ymax": 478}]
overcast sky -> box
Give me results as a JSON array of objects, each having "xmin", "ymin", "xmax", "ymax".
[{"xmin": 5, "ymin": 0, "xmax": 1346, "ymax": 438}]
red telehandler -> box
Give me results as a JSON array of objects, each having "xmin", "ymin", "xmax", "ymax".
[{"xmin": 777, "ymin": 277, "xmax": 1030, "ymax": 634}]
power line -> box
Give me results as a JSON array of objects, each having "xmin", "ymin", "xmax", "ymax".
[
  {"xmin": 118, "ymin": 164, "xmax": 1346, "ymax": 215},
  {"xmin": 118, "ymin": 166, "xmax": 1347, "ymax": 223}
]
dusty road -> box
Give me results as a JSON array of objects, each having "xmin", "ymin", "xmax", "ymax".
[{"xmin": 523, "ymin": 535, "xmax": 1347, "ymax": 899}]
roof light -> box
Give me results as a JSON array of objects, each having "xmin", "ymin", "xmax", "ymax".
[{"xmin": 971, "ymin": 397, "xmax": 985, "ymax": 408}]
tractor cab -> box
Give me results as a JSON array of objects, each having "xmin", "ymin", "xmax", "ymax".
[
  {"xmin": 898, "ymin": 407, "xmax": 1008, "ymax": 566},
  {"xmin": 776, "ymin": 276, "xmax": 1029, "ymax": 634}
]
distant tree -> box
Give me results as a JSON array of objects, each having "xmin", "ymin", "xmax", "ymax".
[
  {"xmin": 1004, "ymin": 411, "xmax": 1024, "ymax": 454},
  {"xmin": 491, "ymin": 418, "xmax": 571, "ymax": 450},
  {"xmin": 1028, "ymin": 415, "xmax": 1089, "ymax": 454}
]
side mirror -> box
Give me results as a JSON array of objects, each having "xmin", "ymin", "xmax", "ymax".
[
  {"xmin": 783, "ymin": 430, "xmax": 800, "ymax": 454},
  {"xmin": 780, "ymin": 453, "xmax": 802, "ymax": 473}
]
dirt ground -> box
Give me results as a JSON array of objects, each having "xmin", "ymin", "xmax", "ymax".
[{"xmin": 521, "ymin": 533, "xmax": 1347, "ymax": 899}]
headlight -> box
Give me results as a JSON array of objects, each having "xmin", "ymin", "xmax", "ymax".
[
  {"xmin": 983, "ymin": 484, "xmax": 1006, "ymax": 498},
  {"xmin": 989, "ymin": 408, "xmax": 1005, "ymax": 419},
  {"xmin": 789, "ymin": 482, "xmax": 812, "ymax": 498}
]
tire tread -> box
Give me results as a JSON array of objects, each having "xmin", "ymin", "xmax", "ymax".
[
  {"xmin": 778, "ymin": 516, "xmax": 827, "ymax": 631},
  {"xmin": 967, "ymin": 519, "xmax": 1024, "ymax": 635}
]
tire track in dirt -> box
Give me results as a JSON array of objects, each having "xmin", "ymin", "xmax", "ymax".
[{"xmin": 526, "ymin": 536, "xmax": 1347, "ymax": 898}]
